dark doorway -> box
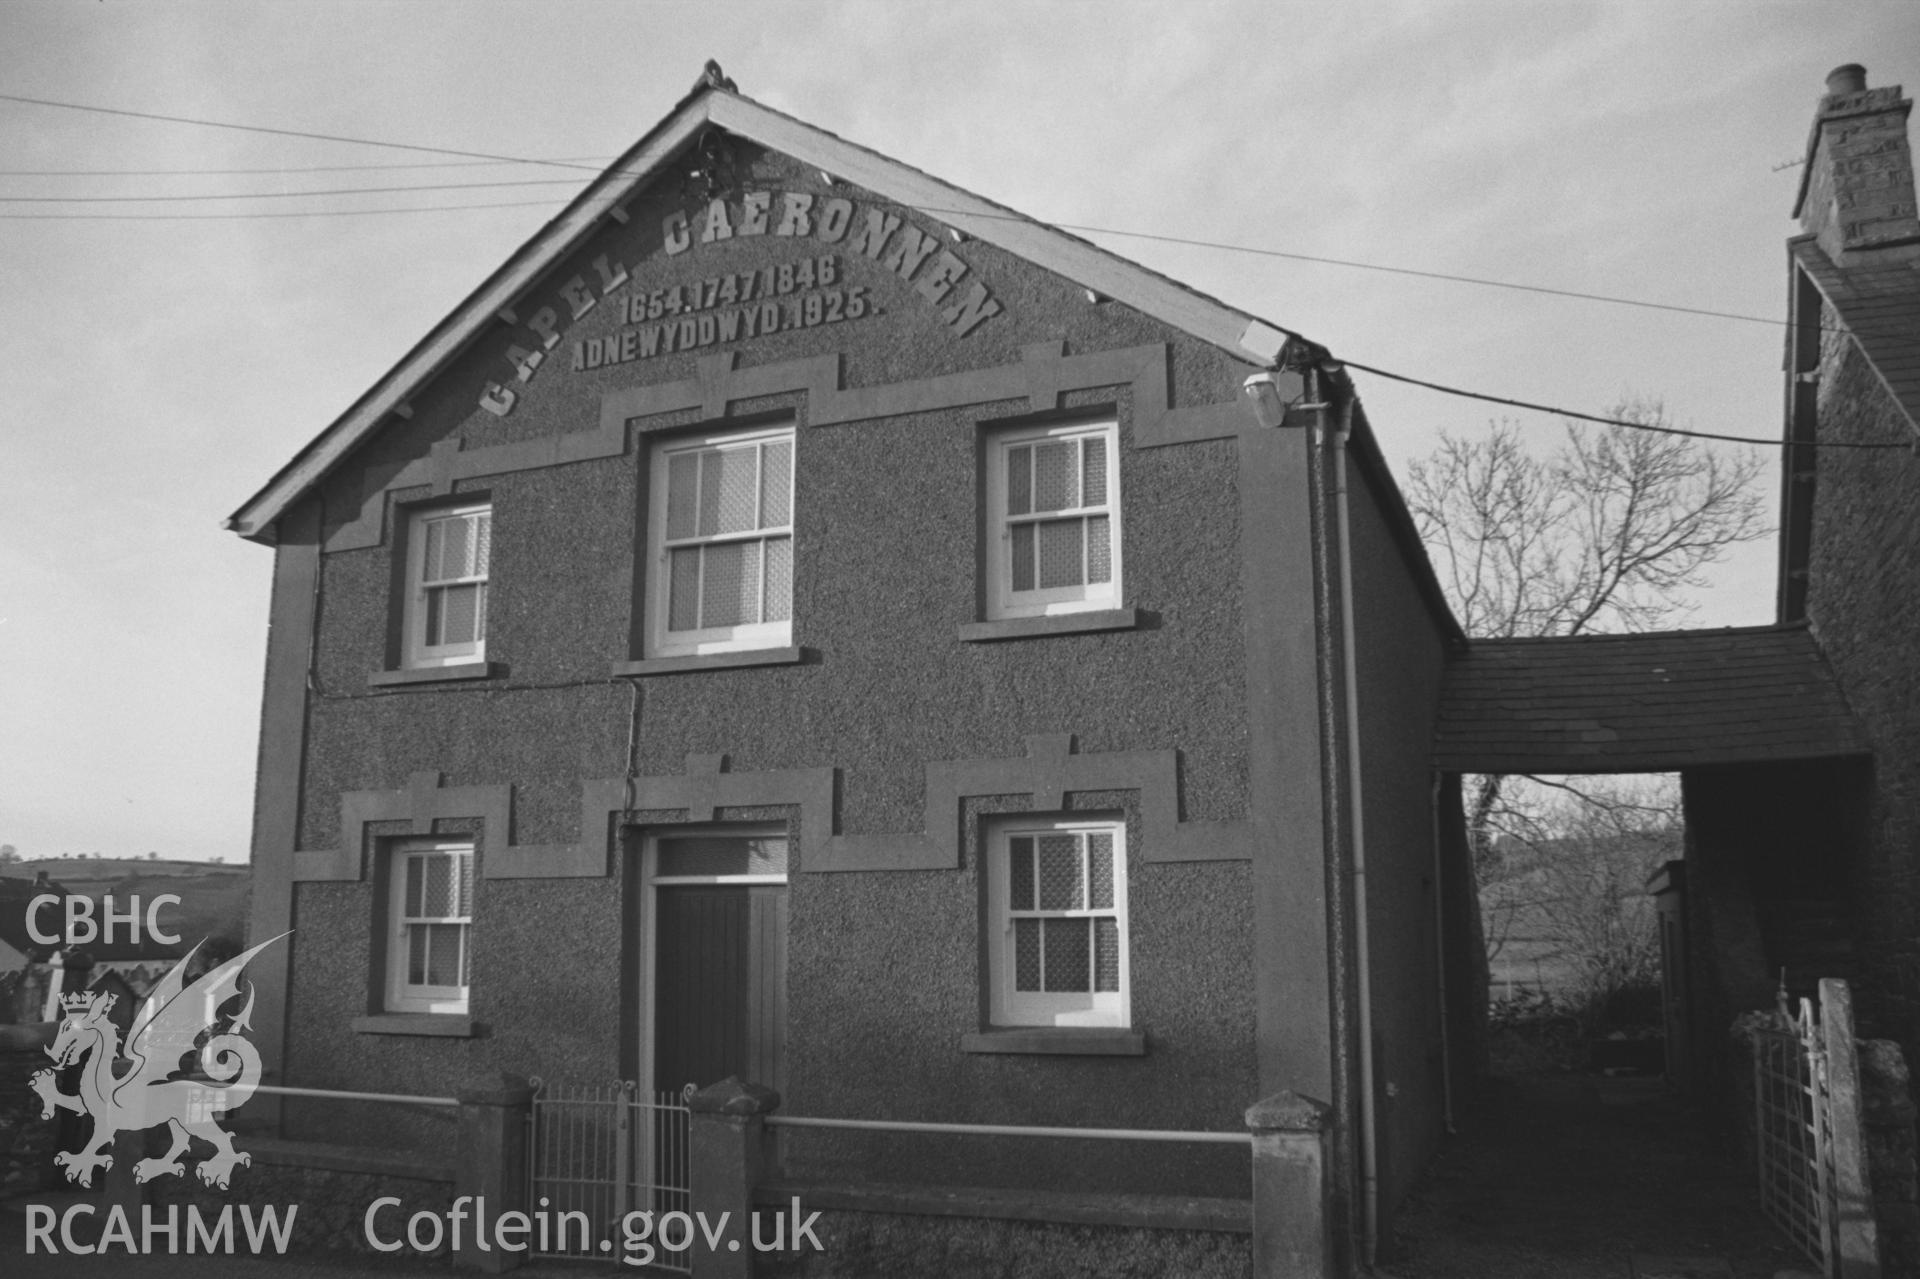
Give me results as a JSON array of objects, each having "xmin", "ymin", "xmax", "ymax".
[
  {"xmin": 642, "ymin": 829, "xmax": 789, "ymax": 1100},
  {"xmin": 654, "ymin": 883, "xmax": 787, "ymax": 1095}
]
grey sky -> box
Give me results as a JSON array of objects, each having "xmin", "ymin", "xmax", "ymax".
[{"xmin": 3, "ymin": 2, "xmax": 1916, "ymax": 859}]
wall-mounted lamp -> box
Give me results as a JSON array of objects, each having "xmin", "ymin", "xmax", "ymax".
[{"xmin": 1241, "ymin": 370, "xmax": 1297, "ymax": 428}]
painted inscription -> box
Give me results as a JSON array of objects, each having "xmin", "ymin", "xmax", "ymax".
[
  {"xmin": 660, "ymin": 190, "xmax": 999, "ymax": 338},
  {"xmin": 574, "ymin": 256, "xmax": 873, "ymax": 371},
  {"xmin": 477, "ymin": 189, "xmax": 1003, "ymax": 417}
]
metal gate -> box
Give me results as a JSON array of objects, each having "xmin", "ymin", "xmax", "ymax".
[
  {"xmin": 527, "ymin": 1078, "xmax": 694, "ymax": 1270},
  {"xmin": 1752, "ymin": 978, "xmax": 1879, "ymax": 1279},
  {"xmin": 1755, "ymin": 991, "xmax": 1834, "ymax": 1272}
]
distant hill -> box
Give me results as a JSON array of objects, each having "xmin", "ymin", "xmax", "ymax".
[{"xmin": 4, "ymin": 856, "xmax": 241, "ymax": 882}]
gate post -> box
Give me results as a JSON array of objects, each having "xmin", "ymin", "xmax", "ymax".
[
  {"xmin": 1246, "ymin": 1090, "xmax": 1334, "ymax": 1279},
  {"xmin": 688, "ymin": 1077, "xmax": 778, "ymax": 1279},
  {"xmin": 455, "ymin": 1072, "xmax": 534, "ymax": 1273},
  {"xmin": 1822, "ymin": 980, "xmax": 1882, "ymax": 1279}
]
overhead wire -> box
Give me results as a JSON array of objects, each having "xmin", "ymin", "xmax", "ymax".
[
  {"xmin": 918, "ymin": 206, "xmax": 1794, "ymax": 331},
  {"xmin": 0, "ymin": 180, "xmax": 1822, "ymax": 334},
  {"xmin": 0, "ymin": 92, "xmax": 1818, "ymax": 329},
  {"xmin": 0, "ymin": 91, "xmax": 612, "ymax": 173},
  {"xmin": 0, "ymin": 89, "xmax": 1802, "ymax": 332},
  {"xmin": 2, "ymin": 184, "xmax": 1809, "ymax": 338},
  {"xmin": 3, "ymin": 90, "xmax": 1901, "ymax": 453},
  {"xmin": 0, "ymin": 177, "xmax": 593, "ymax": 203},
  {"xmin": 1337, "ymin": 358, "xmax": 1913, "ymax": 450},
  {"xmin": 0, "ymin": 196, "xmax": 619, "ymax": 221},
  {"xmin": 918, "ymin": 212, "xmax": 1893, "ymax": 451},
  {"xmin": 0, "ymin": 156, "xmax": 613, "ymax": 176}
]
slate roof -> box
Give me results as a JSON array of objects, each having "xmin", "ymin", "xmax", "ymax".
[
  {"xmin": 1433, "ymin": 623, "xmax": 1868, "ymax": 774},
  {"xmin": 1792, "ymin": 237, "xmax": 1920, "ymax": 435}
]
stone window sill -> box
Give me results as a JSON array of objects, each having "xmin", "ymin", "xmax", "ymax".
[
  {"xmin": 612, "ymin": 646, "xmax": 807, "ymax": 677},
  {"xmin": 957, "ymin": 608, "xmax": 1140, "ymax": 644},
  {"xmin": 367, "ymin": 662, "xmax": 501, "ymax": 689},
  {"xmin": 959, "ymin": 1027, "xmax": 1146, "ymax": 1056},
  {"xmin": 351, "ymin": 1014, "xmax": 480, "ymax": 1038}
]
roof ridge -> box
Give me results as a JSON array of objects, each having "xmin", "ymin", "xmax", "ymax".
[
  {"xmin": 1462, "ymin": 621, "xmax": 1812, "ymax": 646},
  {"xmin": 1790, "ymin": 239, "xmax": 1920, "ymax": 439},
  {"xmin": 717, "ymin": 88, "xmax": 1294, "ymax": 355}
]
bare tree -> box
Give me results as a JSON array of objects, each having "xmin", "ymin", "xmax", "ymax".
[
  {"xmin": 1407, "ymin": 400, "xmax": 1770, "ymax": 642},
  {"xmin": 1479, "ymin": 775, "xmax": 1681, "ymax": 1019},
  {"xmin": 1407, "ymin": 403, "xmax": 1768, "ymax": 1046},
  {"xmin": 1407, "ymin": 403, "xmax": 1768, "ymax": 858}
]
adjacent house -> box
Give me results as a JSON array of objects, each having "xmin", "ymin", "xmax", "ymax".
[
  {"xmin": 1774, "ymin": 64, "xmax": 1920, "ymax": 1072},
  {"xmin": 1429, "ymin": 66, "xmax": 1920, "ymax": 1110}
]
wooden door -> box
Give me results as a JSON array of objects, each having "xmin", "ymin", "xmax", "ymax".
[{"xmin": 653, "ymin": 884, "xmax": 786, "ymax": 1096}]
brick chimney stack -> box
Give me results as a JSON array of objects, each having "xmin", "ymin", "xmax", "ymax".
[{"xmin": 1794, "ymin": 65, "xmax": 1920, "ymax": 262}]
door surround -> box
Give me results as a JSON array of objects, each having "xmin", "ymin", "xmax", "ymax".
[{"xmin": 633, "ymin": 823, "xmax": 789, "ymax": 1102}]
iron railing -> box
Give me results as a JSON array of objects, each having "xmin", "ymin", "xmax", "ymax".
[
  {"xmin": 250, "ymin": 1083, "xmax": 457, "ymax": 1107},
  {"xmin": 764, "ymin": 1114, "xmax": 1250, "ymax": 1143}
]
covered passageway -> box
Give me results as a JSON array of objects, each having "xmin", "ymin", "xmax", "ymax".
[{"xmin": 1432, "ymin": 621, "xmax": 1870, "ymax": 1094}]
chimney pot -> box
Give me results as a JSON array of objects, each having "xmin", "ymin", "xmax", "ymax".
[{"xmin": 1827, "ymin": 65, "xmax": 1868, "ymax": 96}]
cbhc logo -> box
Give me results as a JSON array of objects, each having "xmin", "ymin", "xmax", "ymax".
[{"xmin": 26, "ymin": 895, "xmax": 183, "ymax": 946}]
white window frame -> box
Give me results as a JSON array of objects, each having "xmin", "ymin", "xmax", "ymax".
[
  {"xmin": 985, "ymin": 817, "xmax": 1130, "ymax": 1028},
  {"xmin": 402, "ymin": 502, "xmax": 491, "ymax": 669},
  {"xmin": 384, "ymin": 841, "xmax": 474, "ymax": 1015},
  {"xmin": 984, "ymin": 420, "xmax": 1122, "ymax": 620},
  {"xmin": 646, "ymin": 424, "xmax": 795, "ymax": 658}
]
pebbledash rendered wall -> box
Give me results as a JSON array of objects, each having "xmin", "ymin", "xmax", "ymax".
[
  {"xmin": 1803, "ymin": 305, "xmax": 1920, "ymax": 1076},
  {"xmin": 242, "ymin": 139, "xmax": 1387, "ymax": 1201}
]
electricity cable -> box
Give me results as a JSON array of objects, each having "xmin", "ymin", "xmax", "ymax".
[
  {"xmin": 0, "ymin": 90, "xmax": 1814, "ymax": 333},
  {"xmin": 0, "ymin": 196, "xmax": 620, "ymax": 221},
  {"xmin": 0, "ymin": 179, "xmax": 1831, "ymax": 337},
  {"xmin": 6, "ymin": 92, "xmax": 1900, "ymax": 452},
  {"xmin": 0, "ymin": 177, "xmax": 593, "ymax": 203},
  {"xmin": 0, "ymin": 157, "xmax": 612, "ymax": 176},
  {"xmin": 917, "ymin": 206, "xmax": 1792, "ymax": 331},
  {"xmin": 1338, "ymin": 358, "xmax": 1912, "ymax": 450},
  {"xmin": 0, "ymin": 91, "xmax": 612, "ymax": 173}
]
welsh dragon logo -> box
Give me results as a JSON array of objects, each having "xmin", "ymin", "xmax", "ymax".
[{"xmin": 31, "ymin": 933, "xmax": 288, "ymax": 1189}]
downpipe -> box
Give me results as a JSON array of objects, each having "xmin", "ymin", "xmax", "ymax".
[
  {"xmin": 1252, "ymin": 358, "xmax": 1383, "ymax": 1269},
  {"xmin": 1301, "ymin": 368, "xmax": 1355, "ymax": 1273},
  {"xmin": 1328, "ymin": 396, "xmax": 1382, "ymax": 1268}
]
